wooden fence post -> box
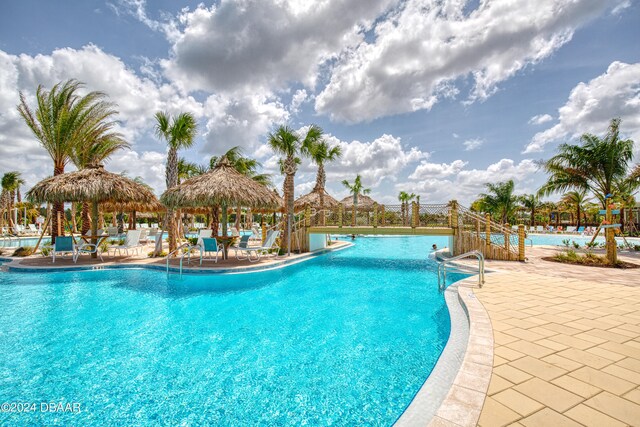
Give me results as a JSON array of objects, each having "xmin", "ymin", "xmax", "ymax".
[
  {"xmin": 485, "ymin": 213, "xmax": 491, "ymax": 255},
  {"xmin": 518, "ymin": 224, "xmax": 525, "ymax": 261},
  {"xmin": 504, "ymin": 222, "xmax": 510, "ymax": 253},
  {"xmin": 381, "ymin": 205, "xmax": 385, "ymax": 226},
  {"xmin": 373, "ymin": 202, "xmax": 378, "ymax": 228},
  {"xmin": 338, "ymin": 203, "xmax": 343, "ymax": 228}
]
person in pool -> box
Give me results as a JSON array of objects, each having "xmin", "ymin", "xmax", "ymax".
[{"xmin": 432, "ymin": 244, "xmax": 437, "ymax": 250}]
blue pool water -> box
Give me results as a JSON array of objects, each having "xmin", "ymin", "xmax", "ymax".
[
  {"xmin": 0, "ymin": 236, "xmax": 464, "ymax": 426},
  {"xmin": 527, "ymin": 233, "xmax": 640, "ymax": 247}
]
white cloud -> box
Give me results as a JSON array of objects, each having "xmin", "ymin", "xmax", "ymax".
[
  {"xmin": 612, "ymin": 1, "xmax": 631, "ymax": 15},
  {"xmin": 0, "ymin": 46, "xmax": 201, "ymax": 191},
  {"xmin": 289, "ymin": 89, "xmax": 309, "ymax": 114},
  {"xmin": 401, "ymin": 158, "xmax": 540, "ymax": 204},
  {"xmin": 463, "ymin": 138, "xmax": 484, "ymax": 151},
  {"xmin": 316, "ymin": 0, "xmax": 617, "ymax": 123},
  {"xmin": 162, "ymin": 0, "xmax": 397, "ymax": 93},
  {"xmin": 524, "ymin": 61, "xmax": 640, "ymax": 153},
  {"xmin": 528, "ymin": 114, "xmax": 553, "ymax": 125}
]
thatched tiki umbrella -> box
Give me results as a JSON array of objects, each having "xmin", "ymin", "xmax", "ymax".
[
  {"xmin": 27, "ymin": 165, "xmax": 157, "ymax": 257},
  {"xmin": 161, "ymin": 156, "xmax": 281, "ymax": 238},
  {"xmin": 294, "ymin": 188, "xmax": 339, "ymax": 211},
  {"xmin": 340, "ymin": 194, "xmax": 377, "ymax": 209}
]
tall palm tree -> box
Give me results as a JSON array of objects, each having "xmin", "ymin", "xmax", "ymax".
[
  {"xmin": 613, "ymin": 173, "xmax": 640, "ymax": 231},
  {"xmin": 478, "ymin": 180, "xmax": 518, "ymax": 224},
  {"xmin": 342, "ymin": 175, "xmax": 371, "ymax": 210},
  {"xmin": 305, "ymin": 140, "xmax": 342, "ymax": 211},
  {"xmin": 70, "ymin": 132, "xmax": 129, "ymax": 235},
  {"xmin": 518, "ymin": 194, "xmax": 542, "ymax": 227},
  {"xmin": 18, "ymin": 79, "xmax": 118, "ymax": 241},
  {"xmin": 538, "ymin": 118, "xmax": 634, "ymax": 208},
  {"xmin": 398, "ymin": 191, "xmax": 416, "ymax": 226},
  {"xmin": 560, "ymin": 190, "xmax": 590, "ymax": 229},
  {"xmin": 154, "ymin": 111, "xmax": 197, "ymax": 253},
  {"xmin": 268, "ymin": 125, "xmax": 322, "ymax": 253},
  {"xmin": 1, "ymin": 172, "xmax": 23, "ymax": 227}
]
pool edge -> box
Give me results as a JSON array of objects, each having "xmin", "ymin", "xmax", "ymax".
[{"xmin": 396, "ymin": 276, "xmax": 493, "ymax": 427}]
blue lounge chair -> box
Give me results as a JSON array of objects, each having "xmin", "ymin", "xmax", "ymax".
[
  {"xmin": 52, "ymin": 236, "xmax": 76, "ymax": 263},
  {"xmin": 231, "ymin": 234, "xmax": 252, "ymax": 260},
  {"xmin": 199, "ymin": 237, "xmax": 224, "ymax": 265},
  {"xmin": 577, "ymin": 226, "xmax": 585, "ymax": 234}
]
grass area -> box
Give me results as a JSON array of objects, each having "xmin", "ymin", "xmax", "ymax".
[{"xmin": 545, "ymin": 249, "xmax": 639, "ymax": 269}]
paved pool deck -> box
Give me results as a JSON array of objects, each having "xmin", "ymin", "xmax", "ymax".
[{"xmin": 462, "ymin": 247, "xmax": 640, "ymax": 427}]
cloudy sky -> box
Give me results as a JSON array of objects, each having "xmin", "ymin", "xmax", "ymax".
[{"xmin": 0, "ymin": 0, "xmax": 638, "ymax": 205}]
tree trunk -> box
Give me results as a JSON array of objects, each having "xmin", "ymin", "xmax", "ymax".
[
  {"xmin": 576, "ymin": 205, "xmax": 581, "ymax": 229},
  {"xmin": 166, "ymin": 146, "xmax": 179, "ymax": 253},
  {"xmin": 210, "ymin": 206, "xmax": 219, "ymax": 236},
  {"xmin": 282, "ymin": 173, "xmax": 294, "ymax": 252},
  {"xmin": 51, "ymin": 164, "xmax": 65, "ymax": 243},
  {"xmin": 530, "ymin": 208, "xmax": 535, "ymax": 227},
  {"xmin": 235, "ymin": 205, "xmax": 241, "ymax": 231},
  {"xmin": 80, "ymin": 202, "xmax": 91, "ymax": 236}
]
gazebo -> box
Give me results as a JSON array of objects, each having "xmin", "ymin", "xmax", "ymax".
[
  {"xmin": 294, "ymin": 187, "xmax": 339, "ymax": 212},
  {"xmin": 27, "ymin": 165, "xmax": 157, "ymax": 257},
  {"xmin": 160, "ymin": 157, "xmax": 282, "ymax": 237}
]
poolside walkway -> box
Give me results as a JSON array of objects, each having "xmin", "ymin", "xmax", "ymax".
[{"xmin": 469, "ymin": 251, "xmax": 640, "ymax": 427}]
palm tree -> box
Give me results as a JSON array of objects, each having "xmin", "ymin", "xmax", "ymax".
[
  {"xmin": 519, "ymin": 194, "xmax": 542, "ymax": 227},
  {"xmin": 18, "ymin": 79, "xmax": 118, "ymax": 242},
  {"xmin": 268, "ymin": 124, "xmax": 322, "ymax": 253},
  {"xmin": 70, "ymin": 131, "xmax": 129, "ymax": 235},
  {"xmin": 305, "ymin": 140, "xmax": 342, "ymax": 211},
  {"xmin": 154, "ymin": 111, "xmax": 198, "ymax": 253},
  {"xmin": 1, "ymin": 172, "xmax": 23, "ymax": 228},
  {"xmin": 398, "ymin": 191, "xmax": 416, "ymax": 226},
  {"xmin": 560, "ymin": 190, "xmax": 590, "ymax": 229},
  {"xmin": 478, "ymin": 180, "xmax": 518, "ymax": 224},
  {"xmin": 539, "ymin": 118, "xmax": 634, "ymax": 208},
  {"xmin": 613, "ymin": 173, "xmax": 640, "ymax": 231},
  {"xmin": 342, "ymin": 174, "xmax": 371, "ymax": 210}
]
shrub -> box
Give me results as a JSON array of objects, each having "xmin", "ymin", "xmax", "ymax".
[
  {"xmin": 40, "ymin": 245, "xmax": 52, "ymax": 257},
  {"xmin": 12, "ymin": 246, "xmax": 34, "ymax": 257},
  {"xmin": 572, "ymin": 241, "xmax": 580, "ymax": 249},
  {"xmin": 562, "ymin": 238, "xmax": 571, "ymax": 248},
  {"xmin": 148, "ymin": 251, "xmax": 167, "ymax": 257}
]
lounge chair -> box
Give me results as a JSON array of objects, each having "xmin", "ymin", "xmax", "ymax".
[
  {"xmin": 235, "ymin": 230, "xmax": 280, "ymax": 262},
  {"xmin": 139, "ymin": 229, "xmax": 150, "ymax": 244},
  {"xmin": 249, "ymin": 226, "xmax": 262, "ymax": 242},
  {"xmin": 52, "ymin": 236, "xmax": 76, "ymax": 263},
  {"xmin": 199, "ymin": 237, "xmax": 224, "ymax": 265},
  {"xmin": 195, "ymin": 229, "xmax": 213, "ymax": 248},
  {"xmin": 28, "ymin": 224, "xmax": 38, "ymax": 233},
  {"xmin": 577, "ymin": 226, "xmax": 585, "ymax": 234},
  {"xmin": 231, "ymin": 235, "xmax": 252, "ymax": 260},
  {"xmin": 535, "ymin": 226, "xmax": 543, "ymax": 233},
  {"xmin": 74, "ymin": 236, "xmax": 107, "ymax": 262},
  {"xmin": 107, "ymin": 226, "xmax": 119, "ymax": 237},
  {"xmin": 566, "ymin": 226, "xmax": 576, "ymax": 233},
  {"xmin": 109, "ymin": 229, "xmax": 142, "ymax": 256}
]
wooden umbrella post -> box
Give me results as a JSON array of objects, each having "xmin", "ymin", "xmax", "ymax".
[
  {"xmin": 91, "ymin": 201, "xmax": 99, "ymax": 258},
  {"xmin": 33, "ymin": 215, "xmax": 51, "ymax": 253}
]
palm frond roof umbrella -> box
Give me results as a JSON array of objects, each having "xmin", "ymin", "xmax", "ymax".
[
  {"xmin": 340, "ymin": 194, "xmax": 378, "ymax": 209},
  {"xmin": 160, "ymin": 156, "xmax": 282, "ymax": 235},
  {"xmin": 27, "ymin": 164, "xmax": 157, "ymax": 256},
  {"xmin": 294, "ymin": 188, "xmax": 339, "ymax": 211}
]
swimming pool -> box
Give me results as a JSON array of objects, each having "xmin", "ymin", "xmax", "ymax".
[{"xmin": 0, "ymin": 235, "xmax": 464, "ymax": 425}]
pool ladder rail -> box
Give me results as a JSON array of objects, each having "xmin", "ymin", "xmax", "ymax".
[
  {"xmin": 166, "ymin": 243, "xmax": 200, "ymax": 276},
  {"xmin": 437, "ymin": 250, "xmax": 485, "ymax": 291}
]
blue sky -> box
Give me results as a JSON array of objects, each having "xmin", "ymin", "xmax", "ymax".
[{"xmin": 0, "ymin": 0, "xmax": 638, "ymax": 205}]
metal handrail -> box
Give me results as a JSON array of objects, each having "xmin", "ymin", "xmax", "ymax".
[
  {"xmin": 437, "ymin": 250, "xmax": 485, "ymax": 291},
  {"xmin": 166, "ymin": 243, "xmax": 193, "ymax": 274}
]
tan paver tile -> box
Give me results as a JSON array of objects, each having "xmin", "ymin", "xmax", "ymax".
[
  {"xmin": 569, "ymin": 366, "xmax": 636, "ymax": 395},
  {"xmin": 541, "ymin": 354, "xmax": 583, "ymax": 371},
  {"xmin": 583, "ymin": 328, "xmax": 637, "ymax": 344},
  {"xmin": 519, "ymin": 408, "xmax": 582, "ymax": 427},
  {"xmin": 513, "ymin": 378, "xmax": 583, "ymax": 412},
  {"xmin": 426, "ymin": 416, "xmax": 460, "ymax": 427},
  {"xmin": 551, "ymin": 375, "xmax": 602, "ymax": 398},
  {"xmin": 509, "ymin": 356, "xmax": 567, "ymax": 381},
  {"xmin": 494, "ymin": 355, "xmax": 509, "ymax": 366},
  {"xmin": 596, "ymin": 341, "xmax": 640, "ymax": 358},
  {"xmin": 478, "ymin": 397, "xmax": 521, "ymax": 427},
  {"xmin": 435, "ymin": 385, "xmax": 483, "ymax": 427},
  {"xmin": 453, "ymin": 370, "xmax": 491, "ymax": 394},
  {"xmin": 556, "ymin": 348, "xmax": 613, "ymax": 369},
  {"xmin": 488, "ymin": 374, "xmax": 515, "ymax": 396},
  {"xmin": 533, "ymin": 338, "xmax": 567, "ymax": 351},
  {"xmin": 603, "ymin": 364, "xmax": 640, "ymax": 385},
  {"xmin": 505, "ymin": 340, "xmax": 556, "ymax": 358},
  {"xmin": 564, "ymin": 403, "xmax": 627, "ymax": 427},
  {"xmin": 623, "ymin": 388, "xmax": 640, "ymax": 405},
  {"xmin": 607, "ymin": 326, "xmax": 639, "ymax": 339},
  {"xmin": 585, "ymin": 346, "xmax": 627, "ymax": 362},
  {"xmin": 541, "ymin": 323, "xmax": 584, "ymax": 336},
  {"xmin": 503, "ymin": 318, "xmax": 544, "ymax": 330},
  {"xmin": 526, "ymin": 326, "xmax": 559, "ymax": 339},
  {"xmin": 494, "ymin": 345, "xmax": 526, "ymax": 361},
  {"xmin": 584, "ymin": 391, "xmax": 640, "ymax": 426},
  {"xmin": 494, "ymin": 331, "xmax": 520, "ymax": 345},
  {"xmin": 493, "ymin": 389, "xmax": 544, "ymax": 417},
  {"xmin": 547, "ymin": 333, "xmax": 598, "ymax": 350},
  {"xmin": 493, "ymin": 364, "xmax": 533, "ymax": 385},
  {"xmin": 503, "ymin": 328, "xmax": 548, "ymax": 342},
  {"xmin": 617, "ymin": 357, "xmax": 640, "ymax": 374},
  {"xmin": 572, "ymin": 331, "xmax": 608, "ymax": 345}
]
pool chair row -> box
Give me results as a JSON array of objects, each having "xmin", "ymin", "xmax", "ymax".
[
  {"xmin": 185, "ymin": 230, "xmax": 281, "ymax": 265},
  {"xmin": 50, "ymin": 230, "xmax": 146, "ymax": 263}
]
